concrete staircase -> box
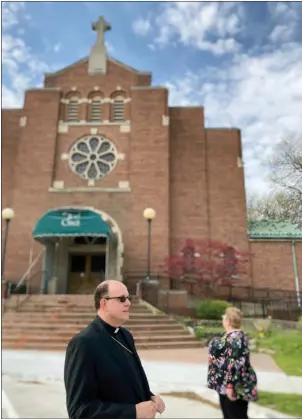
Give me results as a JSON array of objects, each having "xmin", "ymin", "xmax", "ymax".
[{"xmin": 2, "ymin": 295, "xmax": 201, "ymax": 351}]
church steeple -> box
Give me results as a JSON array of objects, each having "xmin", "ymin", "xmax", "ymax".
[{"xmin": 88, "ymin": 16, "xmax": 111, "ymax": 75}]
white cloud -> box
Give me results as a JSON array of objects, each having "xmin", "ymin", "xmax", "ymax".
[
  {"xmin": 2, "ymin": 6, "xmax": 53, "ymax": 108},
  {"xmin": 268, "ymin": 2, "xmax": 301, "ymax": 43},
  {"xmin": 1, "ymin": 86, "xmax": 24, "ymax": 108},
  {"xmin": 2, "ymin": 1, "xmax": 25, "ymax": 29},
  {"xmin": 269, "ymin": 25, "xmax": 295, "ymax": 43},
  {"xmin": 268, "ymin": 2, "xmax": 300, "ymax": 21},
  {"xmin": 165, "ymin": 43, "xmax": 302, "ymax": 197},
  {"xmin": 154, "ymin": 2, "xmax": 244, "ymax": 54},
  {"xmin": 132, "ymin": 17, "xmax": 151, "ymax": 36}
]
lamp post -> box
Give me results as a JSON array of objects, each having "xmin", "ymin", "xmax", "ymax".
[
  {"xmin": 143, "ymin": 208, "xmax": 156, "ymax": 281},
  {"xmin": 2, "ymin": 207, "xmax": 15, "ymax": 298}
]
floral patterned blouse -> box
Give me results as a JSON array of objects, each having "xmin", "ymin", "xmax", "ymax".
[{"xmin": 207, "ymin": 330, "xmax": 258, "ymax": 402}]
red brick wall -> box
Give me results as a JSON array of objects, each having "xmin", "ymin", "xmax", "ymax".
[
  {"xmin": 250, "ymin": 240, "xmax": 302, "ymax": 291},
  {"xmin": 2, "ymin": 83, "xmax": 170, "ymax": 285},
  {"xmin": 44, "ymin": 59, "xmax": 151, "ymax": 95},
  {"xmin": 168, "ymin": 124, "xmax": 251, "ymax": 283},
  {"xmin": 206, "ymin": 129, "xmax": 248, "ymax": 246},
  {"xmin": 296, "ymin": 242, "xmax": 302, "ymax": 292},
  {"xmin": 169, "ymin": 107, "xmax": 209, "ymax": 252},
  {"xmin": 3, "ymin": 57, "xmax": 298, "ymax": 295},
  {"xmin": 2, "ymin": 109, "xmax": 22, "ymax": 206},
  {"xmin": 6, "ymin": 89, "xmax": 61, "ymax": 280},
  {"xmin": 128, "ymin": 87, "xmax": 170, "ymax": 273}
]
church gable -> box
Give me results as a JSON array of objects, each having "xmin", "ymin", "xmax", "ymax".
[
  {"xmin": 44, "ymin": 16, "xmax": 151, "ymax": 92},
  {"xmin": 44, "ymin": 55, "xmax": 150, "ymax": 79},
  {"xmin": 43, "ymin": 57, "xmax": 151, "ymax": 96}
]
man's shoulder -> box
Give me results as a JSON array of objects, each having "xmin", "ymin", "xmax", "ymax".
[{"xmin": 68, "ymin": 321, "xmax": 97, "ymax": 347}]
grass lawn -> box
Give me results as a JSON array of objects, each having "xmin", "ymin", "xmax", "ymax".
[
  {"xmin": 160, "ymin": 390, "xmax": 302, "ymax": 418},
  {"xmin": 194, "ymin": 324, "xmax": 302, "ymax": 376},
  {"xmin": 257, "ymin": 330, "xmax": 302, "ymax": 376},
  {"xmin": 258, "ymin": 391, "xmax": 302, "ymax": 417}
]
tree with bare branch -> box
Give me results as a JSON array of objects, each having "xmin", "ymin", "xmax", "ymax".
[
  {"xmin": 269, "ymin": 133, "xmax": 302, "ymax": 198},
  {"xmin": 248, "ymin": 133, "xmax": 302, "ymax": 227},
  {"xmin": 247, "ymin": 191, "xmax": 302, "ymax": 227}
]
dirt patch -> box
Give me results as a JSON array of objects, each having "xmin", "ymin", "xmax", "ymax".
[{"xmin": 17, "ymin": 379, "xmax": 45, "ymax": 385}]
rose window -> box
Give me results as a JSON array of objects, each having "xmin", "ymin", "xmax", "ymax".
[{"xmin": 68, "ymin": 136, "xmax": 118, "ymax": 180}]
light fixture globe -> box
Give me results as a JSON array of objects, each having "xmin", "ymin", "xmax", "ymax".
[
  {"xmin": 2, "ymin": 208, "xmax": 15, "ymax": 221},
  {"xmin": 143, "ymin": 208, "xmax": 156, "ymax": 220}
]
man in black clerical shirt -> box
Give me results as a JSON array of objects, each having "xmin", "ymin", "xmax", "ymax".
[{"xmin": 64, "ymin": 280, "xmax": 165, "ymax": 419}]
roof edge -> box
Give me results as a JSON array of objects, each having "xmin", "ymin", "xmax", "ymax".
[
  {"xmin": 44, "ymin": 55, "xmax": 151, "ymax": 78},
  {"xmin": 1, "ymin": 108, "xmax": 22, "ymax": 111},
  {"xmin": 248, "ymin": 235, "xmax": 302, "ymax": 240}
]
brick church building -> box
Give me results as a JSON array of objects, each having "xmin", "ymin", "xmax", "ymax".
[{"xmin": 2, "ymin": 17, "xmax": 302, "ymax": 301}]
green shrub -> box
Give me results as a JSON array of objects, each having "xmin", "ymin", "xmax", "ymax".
[{"xmin": 196, "ymin": 299, "xmax": 232, "ymax": 320}]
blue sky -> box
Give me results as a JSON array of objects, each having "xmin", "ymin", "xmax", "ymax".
[{"xmin": 2, "ymin": 1, "xmax": 302, "ymax": 198}]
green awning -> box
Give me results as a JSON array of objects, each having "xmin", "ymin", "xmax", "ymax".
[{"xmin": 32, "ymin": 209, "xmax": 116, "ymax": 242}]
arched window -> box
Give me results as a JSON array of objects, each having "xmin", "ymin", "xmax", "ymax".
[
  {"xmin": 88, "ymin": 94, "xmax": 103, "ymax": 122},
  {"xmin": 66, "ymin": 94, "xmax": 80, "ymax": 122},
  {"xmin": 112, "ymin": 95, "xmax": 125, "ymax": 122}
]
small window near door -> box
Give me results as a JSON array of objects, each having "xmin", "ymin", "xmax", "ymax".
[{"xmin": 70, "ymin": 255, "xmax": 86, "ymax": 272}]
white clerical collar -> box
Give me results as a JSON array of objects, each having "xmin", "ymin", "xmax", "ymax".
[{"xmin": 114, "ymin": 328, "xmax": 120, "ymax": 333}]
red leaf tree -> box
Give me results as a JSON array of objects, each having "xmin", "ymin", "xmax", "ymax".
[{"xmin": 161, "ymin": 239, "xmax": 252, "ymax": 287}]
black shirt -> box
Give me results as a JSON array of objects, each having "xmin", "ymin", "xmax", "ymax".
[{"xmin": 97, "ymin": 317, "xmax": 150, "ymax": 402}]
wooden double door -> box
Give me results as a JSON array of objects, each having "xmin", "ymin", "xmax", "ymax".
[{"xmin": 67, "ymin": 253, "xmax": 106, "ymax": 294}]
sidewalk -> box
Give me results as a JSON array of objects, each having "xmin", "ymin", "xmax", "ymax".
[
  {"xmin": 2, "ymin": 376, "xmax": 223, "ymax": 419},
  {"xmin": 3, "ymin": 349, "xmax": 302, "ymax": 394},
  {"xmin": 2, "ymin": 349, "xmax": 300, "ymax": 419},
  {"xmin": 139, "ymin": 347, "xmax": 283, "ymax": 373}
]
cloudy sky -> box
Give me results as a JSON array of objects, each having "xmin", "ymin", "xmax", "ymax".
[{"xmin": 2, "ymin": 1, "xmax": 302, "ymax": 199}]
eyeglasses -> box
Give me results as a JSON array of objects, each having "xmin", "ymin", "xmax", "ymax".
[{"xmin": 104, "ymin": 295, "xmax": 132, "ymax": 303}]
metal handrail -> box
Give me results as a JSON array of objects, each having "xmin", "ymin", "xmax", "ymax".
[
  {"xmin": 3, "ymin": 270, "xmax": 51, "ymax": 313},
  {"xmin": 14, "ymin": 249, "xmax": 44, "ymax": 290}
]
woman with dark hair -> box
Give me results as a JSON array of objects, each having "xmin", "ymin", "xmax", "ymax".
[{"xmin": 207, "ymin": 307, "xmax": 258, "ymax": 419}]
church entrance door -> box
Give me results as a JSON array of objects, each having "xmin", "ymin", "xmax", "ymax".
[{"xmin": 67, "ymin": 253, "xmax": 106, "ymax": 294}]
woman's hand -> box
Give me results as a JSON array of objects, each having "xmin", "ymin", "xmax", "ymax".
[{"xmin": 226, "ymin": 386, "xmax": 236, "ymax": 401}]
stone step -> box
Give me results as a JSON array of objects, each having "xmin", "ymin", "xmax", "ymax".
[
  {"xmin": 2, "ymin": 322, "xmax": 185, "ymax": 332},
  {"xmin": 11, "ymin": 300, "xmax": 142, "ymax": 306},
  {"xmin": 2, "ymin": 295, "xmax": 199, "ymax": 352},
  {"xmin": 7, "ymin": 304, "xmax": 150, "ymax": 314},
  {"xmin": 2, "ymin": 311, "xmax": 171, "ymax": 323},
  {"xmin": 3, "ymin": 316, "xmax": 176, "ymax": 325},
  {"xmin": 7, "ymin": 295, "xmax": 140, "ymax": 302},
  {"xmin": 2, "ymin": 333, "xmax": 196, "ymax": 344},
  {"xmin": 1, "ymin": 340, "xmax": 202, "ymax": 351},
  {"xmin": 2, "ymin": 327, "xmax": 188, "ymax": 337}
]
